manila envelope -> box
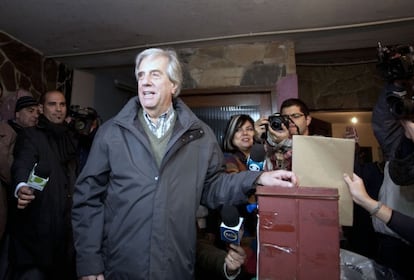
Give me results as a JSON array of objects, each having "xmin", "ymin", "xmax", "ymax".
[{"xmin": 292, "ymin": 135, "xmax": 355, "ymax": 226}]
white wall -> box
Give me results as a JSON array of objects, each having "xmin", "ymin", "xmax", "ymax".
[
  {"xmin": 71, "ymin": 70, "xmax": 135, "ymax": 122},
  {"xmin": 331, "ymin": 122, "xmax": 381, "ymax": 162},
  {"xmin": 71, "ymin": 70, "xmax": 96, "ymax": 107},
  {"xmin": 94, "ymin": 75, "xmax": 134, "ymax": 121}
]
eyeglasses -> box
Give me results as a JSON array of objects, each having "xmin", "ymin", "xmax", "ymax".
[{"xmin": 282, "ymin": 113, "xmax": 305, "ymax": 119}]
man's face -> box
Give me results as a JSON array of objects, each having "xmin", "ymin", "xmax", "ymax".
[
  {"xmin": 40, "ymin": 91, "xmax": 67, "ymax": 124},
  {"xmin": 136, "ymin": 55, "xmax": 177, "ymax": 118},
  {"xmin": 281, "ymin": 105, "xmax": 311, "ymax": 135},
  {"xmin": 16, "ymin": 105, "xmax": 39, "ymax": 127}
]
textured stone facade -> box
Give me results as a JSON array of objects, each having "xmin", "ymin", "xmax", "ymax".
[
  {"xmin": 179, "ymin": 41, "xmax": 296, "ymax": 89},
  {"xmin": 297, "ymin": 63, "xmax": 384, "ymax": 111},
  {"xmin": 177, "ymin": 41, "xmax": 383, "ymax": 110},
  {"xmin": 0, "ymin": 31, "xmax": 384, "ymax": 113},
  {"xmin": 0, "ymin": 31, "xmax": 72, "ymax": 103}
]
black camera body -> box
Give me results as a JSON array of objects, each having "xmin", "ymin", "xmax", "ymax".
[
  {"xmin": 377, "ymin": 42, "xmax": 414, "ymax": 82},
  {"xmin": 386, "ymin": 89, "xmax": 414, "ymax": 120},
  {"xmin": 377, "ymin": 42, "xmax": 414, "ymax": 120},
  {"xmin": 69, "ymin": 105, "xmax": 98, "ymax": 135},
  {"xmin": 268, "ymin": 113, "xmax": 290, "ymax": 131}
]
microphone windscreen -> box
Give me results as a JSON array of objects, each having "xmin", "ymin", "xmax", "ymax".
[
  {"xmin": 250, "ymin": 143, "xmax": 266, "ymax": 162},
  {"xmin": 221, "ymin": 205, "xmax": 240, "ymax": 227},
  {"xmin": 33, "ymin": 163, "xmax": 51, "ymax": 179}
]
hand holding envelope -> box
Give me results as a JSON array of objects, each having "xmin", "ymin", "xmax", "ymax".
[{"xmin": 292, "ymin": 135, "xmax": 355, "ymax": 226}]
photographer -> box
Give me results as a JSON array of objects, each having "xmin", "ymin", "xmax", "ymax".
[
  {"xmin": 254, "ymin": 98, "xmax": 312, "ymax": 171},
  {"xmin": 372, "ymin": 43, "xmax": 414, "ymax": 161},
  {"xmin": 370, "ymin": 43, "xmax": 414, "ymax": 279}
]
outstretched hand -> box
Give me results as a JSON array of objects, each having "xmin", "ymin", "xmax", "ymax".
[
  {"xmin": 343, "ymin": 173, "xmax": 371, "ymax": 206},
  {"xmin": 256, "ymin": 170, "xmax": 298, "ymax": 188}
]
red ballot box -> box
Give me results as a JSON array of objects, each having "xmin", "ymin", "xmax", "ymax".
[{"xmin": 256, "ymin": 186, "xmax": 340, "ymax": 279}]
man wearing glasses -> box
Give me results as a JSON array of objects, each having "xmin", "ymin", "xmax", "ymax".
[{"xmin": 255, "ymin": 98, "xmax": 312, "ymax": 170}]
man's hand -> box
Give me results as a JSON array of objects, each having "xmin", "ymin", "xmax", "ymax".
[
  {"xmin": 79, "ymin": 274, "xmax": 104, "ymax": 280},
  {"xmin": 256, "ymin": 170, "xmax": 298, "ymax": 188},
  {"xmin": 225, "ymin": 243, "xmax": 246, "ymax": 274},
  {"xmin": 254, "ymin": 117, "xmax": 268, "ymax": 141},
  {"xmin": 17, "ymin": 186, "xmax": 35, "ymax": 209},
  {"xmin": 267, "ymin": 123, "xmax": 290, "ymax": 144}
]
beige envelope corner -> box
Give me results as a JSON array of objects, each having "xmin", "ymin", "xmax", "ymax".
[{"xmin": 292, "ymin": 135, "xmax": 355, "ymax": 226}]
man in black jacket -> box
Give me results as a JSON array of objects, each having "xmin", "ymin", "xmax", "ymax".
[{"xmin": 9, "ymin": 90, "xmax": 78, "ymax": 280}]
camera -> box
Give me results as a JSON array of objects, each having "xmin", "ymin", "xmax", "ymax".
[
  {"xmin": 377, "ymin": 42, "xmax": 414, "ymax": 120},
  {"xmin": 69, "ymin": 105, "xmax": 98, "ymax": 135},
  {"xmin": 386, "ymin": 89, "xmax": 414, "ymax": 120},
  {"xmin": 377, "ymin": 42, "xmax": 414, "ymax": 82},
  {"xmin": 268, "ymin": 113, "xmax": 290, "ymax": 131}
]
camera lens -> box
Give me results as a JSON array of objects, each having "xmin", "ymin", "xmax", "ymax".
[
  {"xmin": 268, "ymin": 113, "xmax": 289, "ymax": 131},
  {"xmin": 74, "ymin": 119, "xmax": 86, "ymax": 130},
  {"xmin": 270, "ymin": 119, "xmax": 283, "ymax": 130}
]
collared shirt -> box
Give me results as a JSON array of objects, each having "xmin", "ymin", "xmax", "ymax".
[{"xmin": 142, "ymin": 105, "xmax": 175, "ymax": 139}]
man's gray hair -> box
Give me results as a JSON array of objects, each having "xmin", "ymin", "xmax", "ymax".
[{"xmin": 135, "ymin": 48, "xmax": 183, "ymax": 97}]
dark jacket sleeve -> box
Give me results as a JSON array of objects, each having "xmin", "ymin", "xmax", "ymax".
[
  {"xmin": 199, "ymin": 128, "xmax": 259, "ymax": 210},
  {"xmin": 389, "ymin": 136, "xmax": 414, "ymax": 185},
  {"xmin": 72, "ymin": 126, "xmax": 110, "ymax": 277},
  {"xmin": 196, "ymin": 237, "xmax": 227, "ymax": 279},
  {"xmin": 372, "ymin": 84, "xmax": 404, "ymax": 161},
  {"xmin": 387, "ymin": 210, "xmax": 414, "ymax": 244},
  {"xmin": 11, "ymin": 128, "xmax": 39, "ymax": 193}
]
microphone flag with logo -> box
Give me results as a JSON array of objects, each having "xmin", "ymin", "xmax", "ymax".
[
  {"xmin": 247, "ymin": 143, "xmax": 266, "ymax": 171},
  {"xmin": 27, "ymin": 163, "xmax": 50, "ymax": 191},
  {"xmin": 220, "ymin": 205, "xmax": 244, "ymax": 245}
]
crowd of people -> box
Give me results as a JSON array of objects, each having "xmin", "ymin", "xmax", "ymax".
[
  {"xmin": 0, "ymin": 45, "xmax": 413, "ymax": 280},
  {"xmin": 0, "ymin": 48, "xmax": 297, "ymax": 280}
]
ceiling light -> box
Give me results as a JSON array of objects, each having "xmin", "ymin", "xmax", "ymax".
[{"xmin": 351, "ymin": 117, "xmax": 358, "ymax": 124}]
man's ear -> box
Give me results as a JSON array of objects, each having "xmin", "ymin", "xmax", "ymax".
[
  {"xmin": 39, "ymin": 104, "xmax": 44, "ymax": 114},
  {"xmin": 171, "ymin": 83, "xmax": 178, "ymax": 97},
  {"xmin": 306, "ymin": 115, "xmax": 312, "ymax": 126}
]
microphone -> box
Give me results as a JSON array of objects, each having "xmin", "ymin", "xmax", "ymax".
[
  {"xmin": 27, "ymin": 163, "xmax": 50, "ymax": 191},
  {"xmin": 247, "ymin": 143, "xmax": 266, "ymax": 171},
  {"xmin": 220, "ymin": 205, "xmax": 244, "ymax": 245}
]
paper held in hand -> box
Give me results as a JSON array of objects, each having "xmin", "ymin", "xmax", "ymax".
[{"xmin": 292, "ymin": 135, "xmax": 355, "ymax": 226}]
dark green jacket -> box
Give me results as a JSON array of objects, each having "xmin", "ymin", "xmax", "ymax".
[{"xmin": 72, "ymin": 97, "xmax": 260, "ymax": 279}]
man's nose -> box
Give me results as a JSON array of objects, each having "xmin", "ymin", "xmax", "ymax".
[{"xmin": 140, "ymin": 74, "xmax": 152, "ymax": 85}]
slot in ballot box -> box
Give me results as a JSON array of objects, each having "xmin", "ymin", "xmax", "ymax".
[{"xmin": 256, "ymin": 186, "xmax": 340, "ymax": 280}]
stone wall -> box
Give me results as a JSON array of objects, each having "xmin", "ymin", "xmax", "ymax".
[
  {"xmin": 177, "ymin": 41, "xmax": 383, "ymax": 111},
  {"xmin": 0, "ymin": 32, "xmax": 72, "ymax": 110},
  {"xmin": 0, "ymin": 31, "xmax": 384, "ymax": 114},
  {"xmin": 179, "ymin": 41, "xmax": 296, "ymax": 89},
  {"xmin": 297, "ymin": 63, "xmax": 384, "ymax": 111}
]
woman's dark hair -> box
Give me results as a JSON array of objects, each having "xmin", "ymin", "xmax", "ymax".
[{"xmin": 223, "ymin": 114, "xmax": 254, "ymax": 153}]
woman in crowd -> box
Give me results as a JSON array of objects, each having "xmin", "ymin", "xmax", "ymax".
[
  {"xmin": 196, "ymin": 114, "xmax": 257, "ymax": 280},
  {"xmin": 343, "ymin": 173, "xmax": 413, "ymax": 244},
  {"xmin": 222, "ymin": 114, "xmax": 256, "ymax": 173},
  {"xmin": 222, "ymin": 114, "xmax": 258, "ymax": 278},
  {"xmin": 344, "ymin": 119, "xmax": 414, "ymax": 279}
]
